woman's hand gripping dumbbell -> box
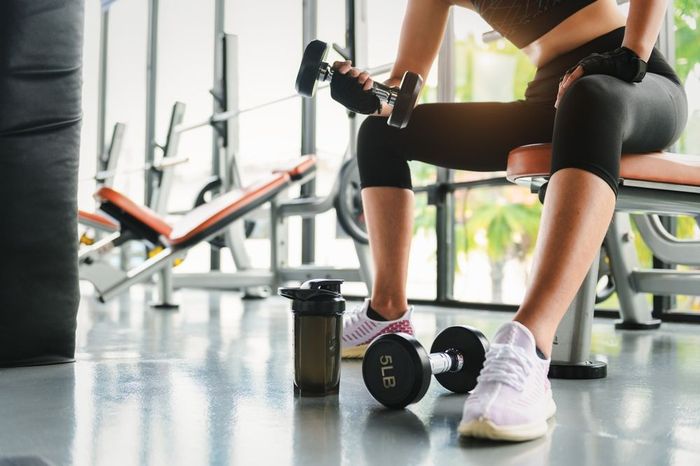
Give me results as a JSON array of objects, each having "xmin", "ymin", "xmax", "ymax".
[
  {"xmin": 295, "ymin": 40, "xmax": 423, "ymax": 129},
  {"xmin": 362, "ymin": 326, "xmax": 489, "ymax": 409}
]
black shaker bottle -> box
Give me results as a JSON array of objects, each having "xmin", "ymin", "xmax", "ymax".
[{"xmin": 279, "ymin": 279, "xmax": 345, "ymax": 396}]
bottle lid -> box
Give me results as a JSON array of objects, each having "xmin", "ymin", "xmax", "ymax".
[{"xmin": 278, "ymin": 279, "xmax": 345, "ymax": 315}]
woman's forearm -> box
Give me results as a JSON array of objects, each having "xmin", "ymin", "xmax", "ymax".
[
  {"xmin": 622, "ymin": 0, "xmax": 669, "ymax": 60},
  {"xmin": 387, "ymin": 0, "xmax": 452, "ymax": 86}
]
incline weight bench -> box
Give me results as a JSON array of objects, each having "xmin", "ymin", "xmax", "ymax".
[
  {"xmin": 78, "ymin": 103, "xmax": 189, "ymax": 242},
  {"xmin": 79, "ymin": 155, "xmax": 316, "ymax": 305},
  {"xmin": 507, "ymin": 143, "xmax": 700, "ymax": 379}
]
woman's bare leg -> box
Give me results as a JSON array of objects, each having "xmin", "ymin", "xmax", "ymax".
[
  {"xmin": 361, "ymin": 187, "xmax": 414, "ymax": 320},
  {"xmin": 361, "ymin": 168, "xmax": 614, "ymax": 345},
  {"xmin": 514, "ymin": 168, "xmax": 616, "ymax": 356}
]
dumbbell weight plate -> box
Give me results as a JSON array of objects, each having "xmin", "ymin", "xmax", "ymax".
[
  {"xmin": 363, "ymin": 333, "xmax": 432, "ymax": 409},
  {"xmin": 430, "ymin": 326, "xmax": 488, "ymax": 394},
  {"xmin": 334, "ymin": 157, "xmax": 369, "ymax": 245},
  {"xmin": 387, "ymin": 71, "xmax": 423, "ymax": 129},
  {"xmin": 295, "ymin": 40, "xmax": 329, "ymax": 98}
]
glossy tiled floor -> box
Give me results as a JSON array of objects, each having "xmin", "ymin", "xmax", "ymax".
[{"xmin": 1, "ymin": 285, "xmax": 700, "ymax": 466}]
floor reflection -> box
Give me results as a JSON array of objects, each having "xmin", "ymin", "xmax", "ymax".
[{"xmin": 0, "ymin": 287, "xmax": 699, "ymax": 466}]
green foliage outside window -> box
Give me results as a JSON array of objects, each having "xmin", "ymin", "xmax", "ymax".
[
  {"xmin": 674, "ymin": 0, "xmax": 700, "ymax": 158},
  {"xmin": 674, "ymin": 0, "xmax": 700, "ymax": 84}
]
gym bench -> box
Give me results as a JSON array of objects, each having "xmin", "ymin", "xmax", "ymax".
[
  {"xmin": 78, "ymin": 210, "xmax": 119, "ymax": 233},
  {"xmin": 79, "ymin": 155, "xmax": 317, "ymax": 305},
  {"xmin": 507, "ymin": 143, "xmax": 700, "ymax": 379},
  {"xmin": 78, "ymin": 105, "xmax": 188, "ymax": 239}
]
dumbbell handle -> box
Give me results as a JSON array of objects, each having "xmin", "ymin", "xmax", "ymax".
[
  {"xmin": 319, "ymin": 63, "xmax": 399, "ymax": 106},
  {"xmin": 429, "ymin": 349, "xmax": 464, "ymax": 375}
]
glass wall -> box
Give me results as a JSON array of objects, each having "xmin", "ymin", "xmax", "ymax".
[
  {"xmin": 79, "ymin": 0, "xmax": 440, "ymax": 298},
  {"xmin": 311, "ymin": 1, "xmax": 369, "ymax": 297},
  {"xmin": 79, "ymin": 0, "xmax": 149, "ymax": 209},
  {"xmin": 437, "ymin": 1, "xmax": 700, "ymax": 312},
  {"xmin": 601, "ymin": 0, "xmax": 700, "ymax": 315},
  {"xmin": 217, "ymin": 0, "xmax": 304, "ymax": 273},
  {"xmin": 78, "ymin": 0, "xmax": 700, "ymax": 313},
  {"xmin": 669, "ymin": 0, "xmax": 700, "ymax": 314},
  {"xmin": 78, "ymin": 0, "xmax": 102, "ymax": 208},
  {"xmin": 157, "ymin": 1, "xmax": 216, "ymax": 214},
  {"xmin": 367, "ymin": 0, "xmax": 441, "ymax": 300},
  {"xmin": 441, "ymin": 8, "xmax": 540, "ymax": 305}
]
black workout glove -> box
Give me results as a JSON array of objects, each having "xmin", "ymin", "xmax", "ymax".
[
  {"xmin": 330, "ymin": 69, "xmax": 382, "ymax": 115},
  {"xmin": 568, "ymin": 46, "xmax": 647, "ymax": 83}
]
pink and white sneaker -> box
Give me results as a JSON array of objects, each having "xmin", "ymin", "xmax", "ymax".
[
  {"xmin": 341, "ymin": 299, "xmax": 414, "ymax": 359},
  {"xmin": 458, "ymin": 321, "xmax": 556, "ymax": 442}
]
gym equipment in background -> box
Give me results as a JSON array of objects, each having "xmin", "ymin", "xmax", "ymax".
[
  {"xmin": 296, "ymin": 40, "xmax": 423, "ymax": 129},
  {"xmin": 78, "ymin": 116, "xmax": 188, "ymax": 235},
  {"xmin": 76, "ymin": 91, "xmax": 369, "ymax": 306},
  {"xmin": 79, "ymin": 152, "xmax": 189, "ymax": 241},
  {"xmin": 595, "ymin": 242, "xmax": 616, "ymax": 304},
  {"xmin": 79, "ymin": 31, "xmax": 396, "ymax": 304},
  {"xmin": 78, "ymin": 147, "xmax": 317, "ymax": 305},
  {"xmin": 0, "ymin": 0, "xmax": 84, "ymax": 367},
  {"xmin": 169, "ymin": 34, "xmax": 375, "ymax": 298},
  {"xmin": 335, "ymin": 156, "xmax": 368, "ymax": 244},
  {"xmin": 78, "ymin": 103, "xmax": 190, "ymax": 290},
  {"xmin": 363, "ymin": 326, "xmax": 489, "ymax": 409},
  {"xmin": 508, "ymin": 143, "xmax": 700, "ymax": 379}
]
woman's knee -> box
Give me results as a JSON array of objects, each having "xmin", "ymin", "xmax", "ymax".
[
  {"xmin": 357, "ymin": 116, "xmax": 391, "ymax": 158},
  {"xmin": 356, "ymin": 116, "xmax": 412, "ymax": 189},
  {"xmin": 356, "ymin": 116, "xmax": 392, "ymax": 177},
  {"xmin": 558, "ymin": 75, "xmax": 626, "ymax": 114},
  {"xmin": 552, "ymin": 76, "xmax": 630, "ymax": 195}
]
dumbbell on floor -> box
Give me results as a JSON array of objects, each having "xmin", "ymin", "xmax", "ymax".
[
  {"xmin": 362, "ymin": 326, "xmax": 489, "ymax": 409},
  {"xmin": 295, "ymin": 40, "xmax": 423, "ymax": 129}
]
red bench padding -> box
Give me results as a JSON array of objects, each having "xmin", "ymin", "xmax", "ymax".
[
  {"xmin": 78, "ymin": 210, "xmax": 119, "ymax": 230},
  {"xmin": 95, "ymin": 188, "xmax": 173, "ymax": 237},
  {"xmin": 507, "ymin": 144, "xmax": 700, "ymax": 187},
  {"xmin": 273, "ymin": 155, "xmax": 317, "ymax": 180},
  {"xmin": 95, "ymin": 155, "xmax": 316, "ymax": 248},
  {"xmin": 167, "ymin": 173, "xmax": 289, "ymax": 246}
]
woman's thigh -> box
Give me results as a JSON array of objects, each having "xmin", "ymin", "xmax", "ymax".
[
  {"xmin": 357, "ymin": 100, "xmax": 557, "ymax": 188},
  {"xmin": 619, "ymin": 74, "xmax": 687, "ymax": 154},
  {"xmin": 551, "ymin": 73, "xmax": 688, "ymax": 192},
  {"xmin": 404, "ymin": 101, "xmax": 557, "ymax": 171}
]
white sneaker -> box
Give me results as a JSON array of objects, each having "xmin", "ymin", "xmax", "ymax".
[
  {"xmin": 458, "ymin": 321, "xmax": 556, "ymax": 442},
  {"xmin": 341, "ymin": 299, "xmax": 414, "ymax": 359}
]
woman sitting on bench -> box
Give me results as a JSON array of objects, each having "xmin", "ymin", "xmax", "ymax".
[{"xmin": 335, "ymin": 0, "xmax": 687, "ymax": 441}]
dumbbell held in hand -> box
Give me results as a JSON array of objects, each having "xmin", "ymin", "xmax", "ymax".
[
  {"xmin": 362, "ymin": 326, "xmax": 489, "ymax": 409},
  {"xmin": 295, "ymin": 40, "xmax": 423, "ymax": 129}
]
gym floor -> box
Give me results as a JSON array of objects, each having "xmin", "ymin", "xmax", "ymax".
[{"xmin": 1, "ymin": 286, "xmax": 699, "ymax": 466}]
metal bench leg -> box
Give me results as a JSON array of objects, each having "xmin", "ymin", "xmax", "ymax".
[
  {"xmin": 152, "ymin": 266, "xmax": 179, "ymax": 310},
  {"xmin": 226, "ymin": 221, "xmax": 271, "ymax": 299},
  {"xmin": 606, "ymin": 213, "xmax": 661, "ymax": 330},
  {"xmin": 99, "ymin": 247, "xmax": 182, "ymax": 302},
  {"xmin": 549, "ymin": 250, "xmax": 607, "ymax": 379}
]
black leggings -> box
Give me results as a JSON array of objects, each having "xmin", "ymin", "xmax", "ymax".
[{"xmin": 357, "ymin": 28, "xmax": 687, "ymax": 195}]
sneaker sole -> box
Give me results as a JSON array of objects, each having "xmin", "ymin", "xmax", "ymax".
[
  {"xmin": 458, "ymin": 398, "xmax": 557, "ymax": 442},
  {"xmin": 341, "ymin": 344, "xmax": 369, "ymax": 359}
]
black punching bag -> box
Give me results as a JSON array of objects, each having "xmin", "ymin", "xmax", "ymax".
[{"xmin": 0, "ymin": 0, "xmax": 84, "ymax": 366}]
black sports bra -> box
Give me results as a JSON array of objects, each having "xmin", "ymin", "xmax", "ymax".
[{"xmin": 472, "ymin": 0, "xmax": 597, "ymax": 48}]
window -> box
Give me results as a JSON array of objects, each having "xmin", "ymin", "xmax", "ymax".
[
  {"xmin": 668, "ymin": 0, "xmax": 700, "ymax": 314},
  {"xmin": 410, "ymin": 8, "xmax": 542, "ymax": 304}
]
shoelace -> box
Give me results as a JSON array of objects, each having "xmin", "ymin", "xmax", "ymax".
[
  {"xmin": 476, "ymin": 343, "xmax": 534, "ymax": 392},
  {"xmin": 345, "ymin": 305, "xmax": 365, "ymax": 329}
]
